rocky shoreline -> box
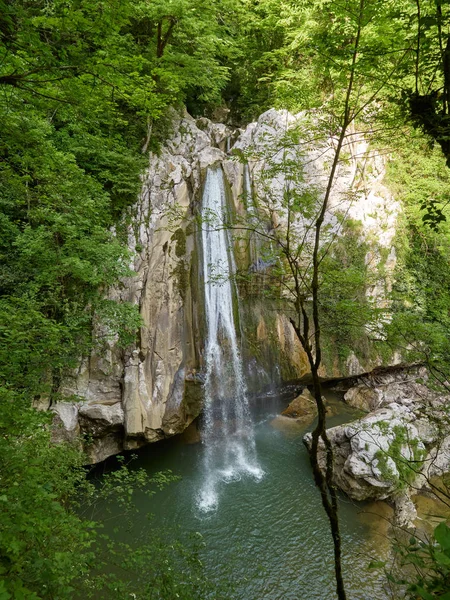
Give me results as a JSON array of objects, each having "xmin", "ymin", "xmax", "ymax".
[{"xmin": 293, "ymin": 366, "xmax": 450, "ymax": 527}]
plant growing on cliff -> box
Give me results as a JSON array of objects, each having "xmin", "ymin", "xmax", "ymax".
[
  {"xmin": 230, "ymin": 2, "xmax": 382, "ymax": 597},
  {"xmin": 227, "ymin": 0, "xmax": 429, "ymax": 596},
  {"xmin": 373, "ymin": 424, "xmax": 427, "ymax": 492},
  {"xmin": 383, "ymin": 133, "xmax": 450, "ymax": 391},
  {"xmin": 0, "ymin": 0, "xmax": 242, "ymax": 397}
]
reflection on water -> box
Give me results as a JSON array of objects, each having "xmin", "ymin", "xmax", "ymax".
[{"xmin": 94, "ymin": 390, "xmax": 392, "ymax": 600}]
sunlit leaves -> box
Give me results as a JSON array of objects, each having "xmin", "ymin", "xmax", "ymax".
[
  {"xmin": 391, "ymin": 524, "xmax": 450, "ymax": 599},
  {"xmin": 0, "ymin": 3, "xmax": 238, "ymax": 596}
]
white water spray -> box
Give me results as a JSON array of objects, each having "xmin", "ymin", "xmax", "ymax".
[
  {"xmin": 244, "ymin": 163, "xmax": 259, "ymax": 265},
  {"xmin": 244, "ymin": 163, "xmax": 272, "ymax": 273},
  {"xmin": 198, "ymin": 167, "xmax": 263, "ymax": 512},
  {"xmin": 243, "ymin": 163, "xmax": 253, "ymax": 211}
]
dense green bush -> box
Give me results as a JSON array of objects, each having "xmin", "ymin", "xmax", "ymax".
[{"xmin": 0, "ymin": 1, "xmax": 236, "ymax": 596}]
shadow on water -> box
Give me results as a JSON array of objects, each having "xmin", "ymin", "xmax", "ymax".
[{"xmin": 89, "ymin": 384, "xmax": 393, "ymax": 600}]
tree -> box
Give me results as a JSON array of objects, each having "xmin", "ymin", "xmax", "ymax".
[
  {"xmin": 0, "ymin": 0, "xmax": 241, "ymax": 397},
  {"xmin": 0, "ymin": 1, "xmax": 239, "ymax": 595},
  {"xmin": 229, "ymin": 1, "xmax": 436, "ymax": 597},
  {"xmin": 0, "ymin": 390, "xmax": 220, "ymax": 599},
  {"xmin": 401, "ymin": 0, "xmax": 450, "ymax": 168},
  {"xmin": 231, "ymin": 4, "xmax": 376, "ymax": 597},
  {"xmin": 383, "ymin": 131, "xmax": 450, "ymax": 389}
]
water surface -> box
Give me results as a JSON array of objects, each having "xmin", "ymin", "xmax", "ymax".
[{"xmin": 96, "ymin": 392, "xmax": 392, "ymax": 600}]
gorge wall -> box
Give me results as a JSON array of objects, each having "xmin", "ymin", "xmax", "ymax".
[{"xmin": 52, "ymin": 109, "xmax": 402, "ymax": 463}]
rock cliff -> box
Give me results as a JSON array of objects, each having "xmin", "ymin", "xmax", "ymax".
[{"xmin": 52, "ymin": 108, "xmax": 404, "ymax": 463}]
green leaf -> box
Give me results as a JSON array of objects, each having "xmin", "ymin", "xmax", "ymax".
[
  {"xmin": 419, "ymin": 16, "xmax": 437, "ymax": 27},
  {"xmin": 0, "ymin": 581, "xmax": 11, "ymax": 600},
  {"xmin": 415, "ymin": 587, "xmax": 435, "ymax": 600},
  {"xmin": 434, "ymin": 522, "xmax": 450, "ymax": 551},
  {"xmin": 434, "ymin": 551, "xmax": 450, "ymax": 567}
]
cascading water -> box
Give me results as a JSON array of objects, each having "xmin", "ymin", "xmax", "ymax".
[
  {"xmin": 244, "ymin": 163, "xmax": 259, "ymax": 266},
  {"xmin": 198, "ymin": 167, "xmax": 264, "ymax": 512},
  {"xmin": 243, "ymin": 163, "xmax": 253, "ymax": 211},
  {"xmin": 244, "ymin": 163, "xmax": 274, "ymax": 274}
]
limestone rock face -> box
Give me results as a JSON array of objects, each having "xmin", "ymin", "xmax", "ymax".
[
  {"xmin": 54, "ymin": 108, "xmax": 404, "ymax": 463},
  {"xmin": 229, "ymin": 108, "xmax": 402, "ymax": 383},
  {"xmin": 78, "ymin": 402, "xmax": 124, "ymax": 436},
  {"xmin": 424, "ymin": 435, "xmax": 450, "ymax": 479},
  {"xmin": 52, "ymin": 400, "xmax": 125, "ymax": 463},
  {"xmin": 57, "ymin": 112, "xmax": 232, "ymax": 462},
  {"xmin": 305, "ymin": 408, "xmax": 425, "ymax": 502},
  {"xmin": 343, "ymin": 368, "xmax": 430, "ymax": 412},
  {"xmin": 51, "ymin": 403, "xmax": 80, "ymax": 445},
  {"xmin": 394, "ymin": 494, "xmax": 418, "ymax": 528}
]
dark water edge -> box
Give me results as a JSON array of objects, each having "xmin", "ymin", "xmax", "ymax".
[{"xmin": 90, "ymin": 388, "xmax": 393, "ymax": 600}]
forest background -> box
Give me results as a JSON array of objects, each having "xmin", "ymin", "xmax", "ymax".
[{"xmin": 1, "ymin": 0, "xmax": 450, "ymax": 598}]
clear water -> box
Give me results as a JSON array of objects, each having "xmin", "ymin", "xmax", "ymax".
[
  {"xmin": 91, "ymin": 168, "xmax": 392, "ymax": 599},
  {"xmin": 99, "ymin": 392, "xmax": 391, "ymax": 600},
  {"xmin": 200, "ymin": 167, "xmax": 263, "ymax": 512}
]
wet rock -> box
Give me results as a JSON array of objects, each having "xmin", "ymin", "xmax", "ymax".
[
  {"xmin": 305, "ymin": 367, "xmax": 450, "ymax": 526},
  {"xmin": 179, "ymin": 420, "xmax": 202, "ymax": 445},
  {"xmin": 415, "ymin": 418, "xmax": 440, "ymax": 446},
  {"xmin": 86, "ymin": 433, "xmax": 124, "ymax": 465},
  {"xmin": 394, "ymin": 493, "xmax": 417, "ymax": 528},
  {"xmin": 196, "ymin": 117, "xmax": 232, "ymax": 150},
  {"xmin": 282, "ymin": 389, "xmax": 317, "ymax": 422},
  {"xmin": 414, "ymin": 486, "xmax": 450, "ymax": 535},
  {"xmin": 343, "ymin": 366, "xmax": 430, "ymax": 412},
  {"xmin": 281, "ymin": 388, "xmax": 340, "ymax": 423},
  {"xmin": 305, "ymin": 404, "xmax": 426, "ymax": 502},
  {"xmin": 185, "ymin": 369, "xmax": 206, "ymax": 384},
  {"xmin": 423, "ymin": 435, "xmax": 450, "ymax": 479},
  {"xmin": 344, "ymin": 385, "xmax": 382, "ymax": 412},
  {"xmin": 270, "ymin": 415, "xmax": 310, "ymax": 437}
]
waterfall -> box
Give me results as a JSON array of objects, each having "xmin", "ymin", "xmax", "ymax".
[
  {"xmin": 244, "ymin": 163, "xmax": 258, "ymax": 266},
  {"xmin": 243, "ymin": 163, "xmax": 252, "ymax": 209},
  {"xmin": 198, "ymin": 167, "xmax": 263, "ymax": 513},
  {"xmin": 244, "ymin": 163, "xmax": 272, "ymax": 273}
]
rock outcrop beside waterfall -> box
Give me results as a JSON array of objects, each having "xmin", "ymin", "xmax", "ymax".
[
  {"xmin": 52, "ymin": 108, "xmax": 405, "ymax": 463},
  {"xmin": 233, "ymin": 109, "xmax": 401, "ymax": 382},
  {"xmin": 304, "ymin": 367, "xmax": 450, "ymax": 525},
  {"xmin": 55, "ymin": 111, "xmax": 232, "ymax": 462}
]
